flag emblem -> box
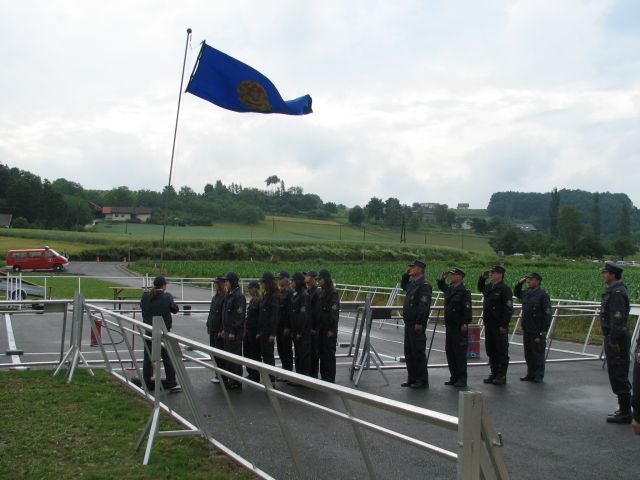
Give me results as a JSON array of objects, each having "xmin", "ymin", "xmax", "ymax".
[{"xmin": 237, "ymin": 80, "xmax": 272, "ymax": 112}]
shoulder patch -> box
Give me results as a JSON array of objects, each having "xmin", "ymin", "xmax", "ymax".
[
  {"xmin": 331, "ymin": 304, "xmax": 338, "ymax": 311},
  {"xmin": 614, "ymin": 312, "xmax": 623, "ymax": 319},
  {"xmin": 421, "ymin": 295, "xmax": 429, "ymax": 302},
  {"xmin": 237, "ymin": 306, "xmax": 244, "ymax": 314},
  {"xmin": 506, "ymin": 300, "xmax": 512, "ymax": 307},
  {"xmin": 301, "ymin": 306, "xmax": 306, "ymax": 313}
]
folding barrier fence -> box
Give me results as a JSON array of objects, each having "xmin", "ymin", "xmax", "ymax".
[{"xmin": 46, "ymin": 294, "xmax": 510, "ymax": 479}]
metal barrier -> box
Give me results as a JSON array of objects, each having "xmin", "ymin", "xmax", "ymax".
[{"xmin": 48, "ymin": 295, "xmax": 510, "ymax": 479}]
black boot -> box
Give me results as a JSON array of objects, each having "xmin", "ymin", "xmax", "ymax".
[{"xmin": 607, "ymin": 393, "xmax": 632, "ymax": 424}]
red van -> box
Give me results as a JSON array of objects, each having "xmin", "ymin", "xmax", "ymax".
[{"xmin": 6, "ymin": 247, "xmax": 69, "ymax": 272}]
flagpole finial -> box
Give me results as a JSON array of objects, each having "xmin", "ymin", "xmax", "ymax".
[{"xmin": 187, "ymin": 28, "xmax": 192, "ymax": 34}]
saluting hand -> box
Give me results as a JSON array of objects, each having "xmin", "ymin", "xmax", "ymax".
[
  {"xmin": 481, "ymin": 270, "xmax": 490, "ymax": 279},
  {"xmin": 415, "ymin": 324, "xmax": 423, "ymax": 333},
  {"xmin": 268, "ymin": 335, "xmax": 275, "ymax": 344},
  {"xmin": 228, "ymin": 333, "xmax": 235, "ymax": 341}
]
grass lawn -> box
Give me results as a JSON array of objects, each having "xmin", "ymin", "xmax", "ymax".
[{"xmin": 0, "ymin": 370, "xmax": 254, "ymax": 480}]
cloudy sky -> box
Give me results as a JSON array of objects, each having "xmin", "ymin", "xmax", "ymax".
[{"xmin": 1, "ymin": 0, "xmax": 639, "ymax": 208}]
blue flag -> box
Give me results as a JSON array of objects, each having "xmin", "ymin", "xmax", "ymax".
[{"xmin": 186, "ymin": 42, "xmax": 312, "ymax": 115}]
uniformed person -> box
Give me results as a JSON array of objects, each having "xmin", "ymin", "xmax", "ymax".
[
  {"xmin": 631, "ymin": 338, "xmax": 640, "ymax": 434},
  {"xmin": 317, "ymin": 269, "xmax": 340, "ymax": 383},
  {"xmin": 258, "ymin": 272, "xmax": 280, "ymax": 383},
  {"xmin": 140, "ymin": 276, "xmax": 181, "ymax": 393},
  {"xmin": 401, "ymin": 260, "xmax": 432, "ymax": 389},
  {"xmin": 277, "ymin": 271, "xmax": 294, "ymax": 372},
  {"xmin": 206, "ymin": 275, "xmax": 227, "ymax": 384},
  {"xmin": 290, "ymin": 272, "xmax": 311, "ymax": 376},
  {"xmin": 437, "ymin": 267, "xmax": 472, "ymax": 388},
  {"xmin": 221, "ymin": 272, "xmax": 246, "ymax": 390},
  {"xmin": 514, "ymin": 272, "xmax": 552, "ymax": 383},
  {"xmin": 600, "ymin": 261, "xmax": 632, "ymax": 424},
  {"xmin": 243, "ymin": 280, "xmax": 261, "ymax": 382},
  {"xmin": 305, "ymin": 270, "xmax": 320, "ymax": 378},
  {"xmin": 477, "ymin": 265, "xmax": 513, "ymax": 385}
]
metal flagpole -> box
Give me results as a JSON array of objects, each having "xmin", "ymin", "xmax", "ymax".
[{"xmin": 160, "ymin": 28, "xmax": 192, "ymax": 271}]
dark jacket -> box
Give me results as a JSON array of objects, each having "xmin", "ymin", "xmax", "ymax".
[
  {"xmin": 477, "ymin": 277, "xmax": 513, "ymax": 328},
  {"xmin": 600, "ymin": 280, "xmax": 630, "ymax": 342},
  {"xmin": 259, "ymin": 293, "xmax": 280, "ymax": 337},
  {"xmin": 222, "ymin": 286, "xmax": 246, "ymax": 337},
  {"xmin": 514, "ymin": 283, "xmax": 552, "ymax": 335},
  {"xmin": 290, "ymin": 287, "xmax": 311, "ymax": 338},
  {"xmin": 318, "ymin": 288, "xmax": 340, "ymax": 331},
  {"xmin": 206, "ymin": 293, "xmax": 225, "ymax": 334},
  {"xmin": 278, "ymin": 287, "xmax": 293, "ymax": 331},
  {"xmin": 437, "ymin": 278, "xmax": 472, "ymax": 327},
  {"xmin": 308, "ymin": 285, "xmax": 320, "ymax": 332},
  {"xmin": 245, "ymin": 298, "xmax": 260, "ymax": 332},
  {"xmin": 140, "ymin": 289, "xmax": 179, "ymax": 330},
  {"xmin": 401, "ymin": 274, "xmax": 432, "ymax": 327}
]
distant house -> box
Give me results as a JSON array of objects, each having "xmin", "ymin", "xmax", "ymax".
[
  {"xmin": 99, "ymin": 206, "xmax": 152, "ymax": 223},
  {"xmin": 515, "ymin": 223, "xmax": 537, "ymax": 233},
  {"xmin": 419, "ymin": 202, "xmax": 440, "ymax": 209},
  {"xmin": 457, "ymin": 203, "xmax": 470, "ymax": 209},
  {"xmin": 0, "ymin": 214, "xmax": 12, "ymax": 227},
  {"xmin": 423, "ymin": 212, "xmax": 437, "ymax": 224}
]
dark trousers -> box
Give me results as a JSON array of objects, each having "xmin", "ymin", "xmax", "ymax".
[
  {"xmin": 445, "ymin": 324, "xmax": 468, "ymax": 381},
  {"xmin": 143, "ymin": 339, "xmax": 176, "ymax": 388},
  {"xmin": 404, "ymin": 323, "xmax": 428, "ymax": 384},
  {"xmin": 318, "ymin": 327, "xmax": 337, "ymax": 383},
  {"xmin": 223, "ymin": 334, "xmax": 243, "ymax": 385},
  {"xmin": 209, "ymin": 332, "xmax": 226, "ymax": 372},
  {"xmin": 604, "ymin": 334, "xmax": 631, "ymax": 395},
  {"xmin": 259, "ymin": 334, "xmax": 276, "ymax": 382},
  {"xmin": 484, "ymin": 324, "xmax": 509, "ymax": 377},
  {"xmin": 277, "ymin": 329, "xmax": 294, "ymax": 371},
  {"xmin": 309, "ymin": 332, "xmax": 319, "ymax": 378},
  {"xmin": 293, "ymin": 335, "xmax": 311, "ymax": 376},
  {"xmin": 631, "ymin": 342, "xmax": 640, "ymax": 418},
  {"xmin": 523, "ymin": 332, "xmax": 546, "ymax": 379},
  {"xmin": 243, "ymin": 329, "xmax": 261, "ymax": 381}
]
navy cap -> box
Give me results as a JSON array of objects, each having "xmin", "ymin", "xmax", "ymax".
[
  {"xmin": 525, "ymin": 272, "xmax": 542, "ymax": 281},
  {"xmin": 601, "ymin": 261, "xmax": 623, "ymax": 274},
  {"xmin": 213, "ymin": 275, "xmax": 226, "ymax": 283},
  {"xmin": 278, "ymin": 271, "xmax": 290, "ymax": 280},
  {"xmin": 317, "ymin": 268, "xmax": 331, "ymax": 280},
  {"xmin": 408, "ymin": 259, "xmax": 426, "ymax": 269},
  {"xmin": 292, "ymin": 272, "xmax": 305, "ymax": 282},
  {"xmin": 248, "ymin": 280, "xmax": 260, "ymax": 289},
  {"xmin": 304, "ymin": 270, "xmax": 318, "ymax": 278},
  {"xmin": 260, "ymin": 271, "xmax": 275, "ymax": 282},
  {"xmin": 448, "ymin": 267, "xmax": 466, "ymax": 277},
  {"xmin": 226, "ymin": 272, "xmax": 239, "ymax": 282},
  {"xmin": 490, "ymin": 265, "xmax": 506, "ymax": 274},
  {"xmin": 153, "ymin": 275, "xmax": 167, "ymax": 287}
]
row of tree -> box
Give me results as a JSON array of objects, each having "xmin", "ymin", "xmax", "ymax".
[{"xmin": 348, "ymin": 197, "xmax": 459, "ymax": 229}]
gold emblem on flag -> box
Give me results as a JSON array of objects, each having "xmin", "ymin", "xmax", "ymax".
[{"xmin": 237, "ymin": 80, "xmax": 272, "ymax": 111}]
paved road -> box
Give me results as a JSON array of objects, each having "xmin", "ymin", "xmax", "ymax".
[{"xmin": 1, "ymin": 262, "xmax": 638, "ymax": 479}]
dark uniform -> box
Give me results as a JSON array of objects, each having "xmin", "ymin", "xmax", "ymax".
[
  {"xmin": 258, "ymin": 291, "xmax": 280, "ymax": 382},
  {"xmin": 291, "ymin": 274, "xmax": 311, "ymax": 376},
  {"xmin": 514, "ymin": 273, "xmax": 552, "ymax": 382},
  {"xmin": 277, "ymin": 282, "xmax": 294, "ymax": 371},
  {"xmin": 307, "ymin": 276, "xmax": 320, "ymax": 378},
  {"xmin": 140, "ymin": 278, "xmax": 179, "ymax": 390},
  {"xmin": 478, "ymin": 266, "xmax": 513, "ymax": 385},
  {"xmin": 222, "ymin": 282, "xmax": 246, "ymax": 388},
  {"xmin": 318, "ymin": 281, "xmax": 340, "ymax": 383},
  {"xmin": 600, "ymin": 261, "xmax": 632, "ymax": 423},
  {"xmin": 206, "ymin": 282, "xmax": 226, "ymax": 375},
  {"xmin": 437, "ymin": 269, "xmax": 472, "ymax": 387},
  {"xmin": 632, "ymin": 338, "xmax": 640, "ymax": 427},
  {"xmin": 401, "ymin": 261, "xmax": 432, "ymax": 388},
  {"xmin": 243, "ymin": 281, "xmax": 261, "ymax": 382}
]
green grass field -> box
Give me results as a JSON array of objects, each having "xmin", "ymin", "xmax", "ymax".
[
  {"xmin": 0, "ymin": 370, "xmax": 253, "ymax": 479},
  {"xmin": 131, "ymin": 259, "xmax": 640, "ymax": 304}
]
